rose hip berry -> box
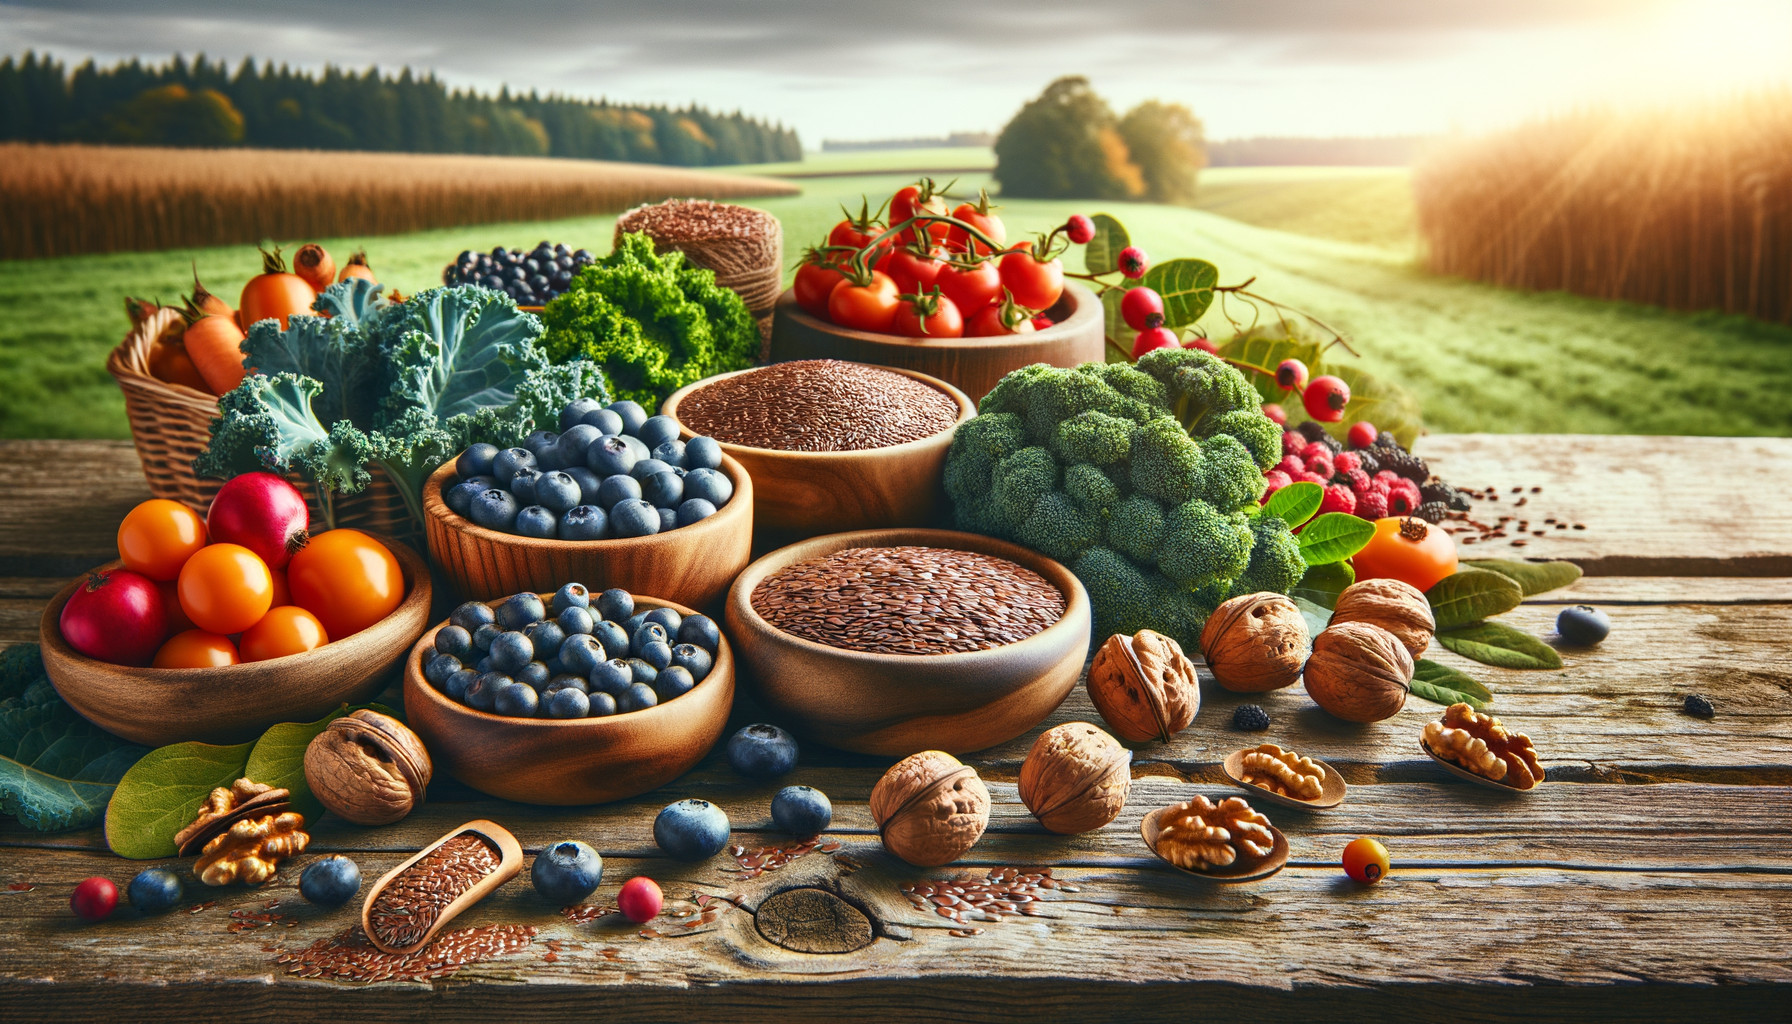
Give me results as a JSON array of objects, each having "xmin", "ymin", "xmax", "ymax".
[
  {"xmin": 71, "ymin": 876, "xmax": 118, "ymax": 922},
  {"xmin": 1262, "ymin": 403, "xmax": 1288, "ymax": 426},
  {"xmin": 1303, "ymin": 375, "xmax": 1351, "ymax": 422},
  {"xmin": 1347, "ymin": 421, "xmax": 1379, "ymax": 449},
  {"xmin": 1130, "ymin": 326, "xmax": 1179, "ymax": 360},
  {"xmin": 1119, "ymin": 287, "xmax": 1164, "ymax": 331},
  {"xmin": 1063, "ymin": 214, "xmax": 1096, "ymax": 244},
  {"xmin": 1275, "ymin": 358, "xmax": 1309, "ymax": 392},
  {"xmin": 1182, "ymin": 336, "xmax": 1219, "ymax": 354},
  {"xmin": 1117, "ymin": 246, "xmax": 1148, "ymax": 278},
  {"xmin": 617, "ymin": 876, "xmax": 663, "ymax": 923}
]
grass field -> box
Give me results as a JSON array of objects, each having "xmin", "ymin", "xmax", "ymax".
[{"xmin": 4, "ymin": 162, "xmax": 1790, "ymax": 439}]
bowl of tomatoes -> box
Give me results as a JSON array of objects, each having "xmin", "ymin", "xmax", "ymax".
[
  {"xmin": 768, "ymin": 181, "xmax": 1107, "ymax": 403},
  {"xmin": 39, "ymin": 475, "xmax": 433, "ymax": 746}
]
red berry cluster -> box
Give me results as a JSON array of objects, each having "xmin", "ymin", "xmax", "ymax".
[{"xmin": 1263, "ymin": 421, "xmax": 1426, "ymax": 522}]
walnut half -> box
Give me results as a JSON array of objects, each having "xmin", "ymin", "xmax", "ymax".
[
  {"xmin": 1423, "ymin": 703, "xmax": 1545, "ymax": 789},
  {"xmin": 303, "ymin": 710, "xmax": 433, "ymax": 825},
  {"xmin": 1241, "ymin": 743, "xmax": 1325, "ymax": 801},
  {"xmin": 1155, "ymin": 795, "xmax": 1275, "ymax": 871},
  {"xmin": 196, "ymin": 812, "xmax": 309, "ymax": 886}
]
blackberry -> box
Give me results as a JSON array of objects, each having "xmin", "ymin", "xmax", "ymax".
[
  {"xmin": 1355, "ymin": 450, "xmax": 1381, "ymax": 476},
  {"xmin": 1317, "ymin": 433, "xmax": 1343, "ymax": 454},
  {"xmin": 1232, "ymin": 704, "xmax": 1271, "ymax": 731},
  {"xmin": 1377, "ymin": 448, "xmax": 1430, "ymax": 484},
  {"xmin": 1422, "ymin": 481, "xmax": 1472, "ymax": 511},
  {"xmin": 1296, "ymin": 421, "xmax": 1330, "ymax": 443},
  {"xmin": 1415, "ymin": 501, "xmax": 1450, "ymax": 524},
  {"xmin": 1683, "ymin": 694, "xmax": 1715, "ymax": 719},
  {"xmin": 1373, "ymin": 431, "xmax": 1400, "ymax": 450}
]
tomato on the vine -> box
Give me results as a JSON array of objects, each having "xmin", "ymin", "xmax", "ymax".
[
  {"xmin": 893, "ymin": 290, "xmax": 964, "ymax": 338},
  {"xmin": 946, "ymin": 197, "xmax": 1006, "ymax": 255},
  {"xmin": 998, "ymin": 246, "xmax": 1064, "ymax": 310},
  {"xmin": 890, "ymin": 183, "xmax": 950, "ymax": 245},
  {"xmin": 885, "ymin": 245, "xmax": 948, "ymax": 294},
  {"xmin": 936, "ymin": 259, "xmax": 1002, "ymax": 317},
  {"xmin": 288, "ymin": 529, "xmax": 403, "ymax": 640},
  {"xmin": 966, "ymin": 303, "xmax": 1037, "ymax": 337},
  {"xmin": 827, "ymin": 271, "xmax": 901, "ymax": 333},
  {"xmin": 793, "ymin": 258, "xmax": 848, "ymax": 318}
]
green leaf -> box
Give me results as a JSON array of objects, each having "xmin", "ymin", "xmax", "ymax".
[
  {"xmin": 1411, "ymin": 659, "xmax": 1494, "ymax": 709},
  {"xmin": 0, "ymin": 660, "xmax": 148, "ymax": 831},
  {"xmin": 105, "ymin": 740, "xmax": 255, "ymax": 859},
  {"xmin": 243, "ymin": 709, "xmax": 348, "ymax": 822},
  {"xmin": 1291, "ymin": 595, "xmax": 1334, "ymax": 638},
  {"xmin": 1292, "ymin": 560, "xmax": 1354, "ymax": 610},
  {"xmin": 1426, "ymin": 569, "xmax": 1525, "ymax": 630},
  {"xmin": 1138, "ymin": 258, "xmax": 1219, "ymax": 328},
  {"xmin": 1215, "ymin": 333, "xmax": 1325, "ymax": 405},
  {"xmin": 1101, "ymin": 286, "xmax": 1136, "ymax": 363},
  {"xmin": 1083, "ymin": 213, "xmax": 1130, "ymax": 275},
  {"xmin": 1296, "ymin": 512, "xmax": 1376, "ymax": 565},
  {"xmin": 1437, "ymin": 621, "xmax": 1563, "ymax": 670},
  {"xmin": 1262, "ymin": 481, "xmax": 1323, "ymax": 529},
  {"xmin": 1462, "ymin": 559, "xmax": 1583, "ymax": 597}
]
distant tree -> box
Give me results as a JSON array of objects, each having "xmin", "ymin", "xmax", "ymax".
[
  {"xmin": 1118, "ymin": 100, "xmax": 1205, "ymax": 203},
  {"xmin": 994, "ymin": 76, "xmax": 1144, "ymax": 200},
  {"xmin": 103, "ymin": 84, "xmax": 244, "ymax": 146}
]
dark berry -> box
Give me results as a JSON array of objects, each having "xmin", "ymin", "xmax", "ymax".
[
  {"xmin": 425, "ymin": 652, "xmax": 462, "ymax": 686},
  {"xmin": 515, "ymin": 660, "xmax": 551, "ymax": 691},
  {"xmin": 559, "ymin": 397, "xmax": 603, "ymax": 432},
  {"xmin": 473, "ymin": 622, "xmax": 504, "ymax": 651},
  {"xmin": 456, "ymin": 443, "xmax": 500, "ymax": 479},
  {"xmin": 676, "ymin": 614, "xmax": 721, "ymax": 653},
  {"xmin": 591, "ymin": 620, "xmax": 630, "ymax": 660},
  {"xmin": 434, "ymin": 624, "xmax": 473, "ymax": 660},
  {"xmin": 445, "ymin": 479, "xmax": 483, "ymax": 517},
  {"xmin": 636, "ymin": 415, "xmax": 681, "ymax": 450},
  {"xmin": 611, "ymin": 499, "xmax": 660, "ymax": 537},
  {"xmin": 629, "ymin": 457, "xmax": 672, "ymax": 481},
  {"xmin": 534, "ymin": 471, "xmax": 582, "ymax": 515},
  {"xmin": 1556, "ymin": 605, "xmax": 1610, "ymax": 645},
  {"xmin": 595, "ymin": 473, "xmax": 642, "ymax": 510},
  {"xmin": 489, "ymin": 631, "xmax": 534, "ymax": 673},
  {"xmin": 677, "ymin": 498, "xmax": 718, "ymax": 525},
  {"xmin": 560, "ymin": 504, "xmax": 609, "ymax": 540},
  {"xmin": 496, "ymin": 592, "xmax": 546, "ymax": 630},
  {"xmin": 587, "ymin": 691, "xmax": 618, "ymax": 716},
  {"xmin": 617, "ymin": 681, "xmax": 658, "ymax": 712},
  {"xmin": 469, "ymin": 488, "xmax": 519, "ymax": 531},
  {"xmin": 656, "ymin": 506, "xmax": 678, "ymax": 533},
  {"xmin": 1415, "ymin": 501, "xmax": 1450, "ymax": 524},
  {"xmin": 641, "ymin": 470, "xmax": 684, "ymax": 508},
  {"xmin": 531, "ymin": 840, "xmax": 603, "ymax": 903},
  {"xmin": 631, "ymin": 621, "xmax": 669, "ymax": 657},
  {"xmin": 1683, "ymin": 694, "xmax": 1715, "ymax": 719},
  {"xmin": 682, "ymin": 468, "xmax": 732, "ymax": 507},
  {"xmin": 299, "ymin": 856, "xmax": 362, "ymax": 906},
  {"xmin": 494, "ymin": 681, "xmax": 540, "ymax": 717},
  {"xmin": 545, "ymin": 686, "xmax": 591, "ymax": 719},
  {"xmin": 684, "ymin": 436, "xmax": 723, "ymax": 471},
  {"xmin": 443, "ymin": 668, "xmax": 477, "ymax": 702},
  {"xmin": 557, "ymin": 606, "xmax": 595, "ymax": 637},
  {"xmin": 653, "ymin": 664, "xmax": 694, "ymax": 700},
  {"xmin": 653, "ymin": 799, "xmax": 730, "ymax": 861},
  {"xmin": 581, "ymin": 407, "xmax": 625, "ymax": 436},
  {"xmin": 127, "ymin": 868, "xmax": 184, "ymax": 913},
  {"xmin": 671, "ymin": 643, "xmax": 713, "ymax": 682},
  {"xmin": 1233, "ymin": 704, "xmax": 1270, "ymax": 731},
  {"xmin": 771, "ymin": 786, "xmax": 832, "ymax": 835},
  {"xmin": 586, "ymin": 435, "xmax": 637, "ymax": 478},
  {"xmin": 465, "ymin": 673, "xmax": 507, "ymax": 711},
  {"xmin": 491, "ymin": 446, "xmax": 537, "ymax": 484},
  {"xmin": 595, "ymin": 588, "xmax": 634, "ymax": 623},
  {"xmin": 727, "ymin": 723, "xmax": 798, "ymax": 779},
  {"xmin": 450, "ymin": 600, "xmax": 496, "ymax": 633},
  {"xmin": 639, "ymin": 639, "xmax": 673, "ymax": 672},
  {"xmin": 589, "ymin": 659, "xmax": 633, "ymax": 696}
]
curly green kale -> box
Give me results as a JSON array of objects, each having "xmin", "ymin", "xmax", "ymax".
[
  {"xmin": 541, "ymin": 232, "xmax": 757, "ymax": 408},
  {"xmin": 942, "ymin": 351, "xmax": 1299, "ymax": 650}
]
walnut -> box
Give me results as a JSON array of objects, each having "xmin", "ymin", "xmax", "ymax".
[
  {"xmin": 1018, "ymin": 722, "xmax": 1132, "ymax": 834},
  {"xmin": 1199, "ymin": 593, "xmax": 1309, "ymax": 692},
  {"xmin": 1329, "ymin": 578, "xmax": 1435, "ymax": 657},
  {"xmin": 1241, "ymin": 743, "xmax": 1324, "ymax": 801},
  {"xmin": 1303, "ymin": 621, "xmax": 1413, "ymax": 723},
  {"xmin": 1155, "ymin": 795, "xmax": 1275, "ymax": 871},
  {"xmin": 1087, "ymin": 629, "xmax": 1201, "ymax": 743},
  {"xmin": 1424, "ymin": 703, "xmax": 1545, "ymax": 789},
  {"xmin": 869, "ymin": 751, "xmax": 990, "ymax": 867},
  {"xmin": 173, "ymin": 778, "xmax": 292, "ymax": 856},
  {"xmin": 195, "ymin": 811, "xmax": 310, "ymax": 886},
  {"xmin": 303, "ymin": 710, "xmax": 433, "ymax": 825}
]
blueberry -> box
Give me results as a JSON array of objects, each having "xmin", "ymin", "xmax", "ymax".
[
  {"xmin": 474, "ymin": 656, "xmax": 495, "ymax": 674},
  {"xmin": 608, "ymin": 400, "xmax": 648, "ymax": 434},
  {"xmin": 489, "ymin": 631, "xmax": 535, "ymax": 673},
  {"xmin": 515, "ymin": 505, "xmax": 558, "ymax": 538},
  {"xmin": 528, "ymin": 273, "xmax": 551, "ymax": 294},
  {"xmin": 532, "ymin": 840, "xmax": 603, "ymax": 903},
  {"xmin": 639, "ymin": 639, "xmax": 673, "ymax": 671},
  {"xmin": 556, "ymin": 424, "xmax": 602, "ymax": 466},
  {"xmin": 516, "ymin": 660, "xmax": 551, "ymax": 691},
  {"xmin": 560, "ymin": 505, "xmax": 609, "ymax": 540},
  {"xmin": 628, "ymin": 457, "xmax": 672, "ymax": 482},
  {"xmin": 462, "ymin": 474, "xmax": 499, "ymax": 492},
  {"xmin": 1557, "ymin": 605, "xmax": 1610, "ymax": 645},
  {"xmin": 557, "ymin": 605, "xmax": 595, "ymax": 637},
  {"xmin": 594, "ymin": 473, "xmax": 641, "ymax": 510},
  {"xmin": 444, "ymin": 668, "xmax": 477, "ymax": 702},
  {"xmin": 492, "ymin": 447, "xmax": 537, "ymax": 484},
  {"xmin": 640, "ymin": 470, "xmax": 684, "ymax": 508},
  {"xmin": 618, "ymin": 434, "xmax": 652, "ymax": 463},
  {"xmin": 525, "ymin": 620, "xmax": 567, "ymax": 657},
  {"xmin": 473, "ymin": 621, "xmax": 504, "ymax": 652},
  {"xmin": 586, "ymin": 436, "xmax": 637, "ymax": 478},
  {"xmin": 596, "ymin": 588, "xmax": 634, "ymax": 623},
  {"xmin": 623, "ymin": 611, "xmax": 650, "ymax": 636},
  {"xmin": 643, "ymin": 607, "xmax": 682, "ymax": 635},
  {"xmin": 657, "ymin": 506, "xmax": 679, "ymax": 533},
  {"xmin": 637, "ymin": 415, "xmax": 680, "ymax": 450},
  {"xmin": 543, "ymin": 673, "xmax": 589, "ymax": 696},
  {"xmin": 683, "ymin": 468, "xmax": 733, "ymax": 507},
  {"xmin": 580, "ymin": 408, "xmax": 625, "ymax": 436},
  {"xmin": 676, "ymin": 614, "xmax": 721, "ymax": 653},
  {"xmin": 522, "ymin": 429, "xmax": 560, "ymax": 461},
  {"xmin": 563, "ymin": 466, "xmax": 603, "ymax": 505},
  {"xmin": 626, "ymin": 658, "xmax": 659, "ymax": 685},
  {"xmin": 456, "ymin": 442, "xmax": 500, "ymax": 479},
  {"xmin": 684, "ymin": 436, "xmax": 723, "ymax": 471},
  {"xmin": 671, "ymin": 643, "xmax": 713, "ymax": 682},
  {"xmin": 618, "ymin": 681, "xmax": 659, "ymax": 712},
  {"xmin": 727, "ymin": 723, "xmax": 798, "ymax": 779},
  {"xmin": 127, "ymin": 868, "xmax": 185, "ymax": 913},
  {"xmin": 631, "ymin": 621, "xmax": 669, "ymax": 657},
  {"xmin": 425, "ymin": 652, "xmax": 462, "ymax": 686},
  {"xmin": 494, "ymin": 681, "xmax": 540, "ymax": 717},
  {"xmin": 534, "ymin": 471, "xmax": 582, "ymax": 514},
  {"xmin": 653, "ymin": 799, "xmax": 730, "ymax": 861},
  {"xmin": 587, "ymin": 691, "xmax": 619, "ymax": 716},
  {"xmin": 591, "ymin": 619, "xmax": 630, "ymax": 659},
  {"xmin": 434, "ymin": 625, "xmax": 473, "ymax": 660},
  {"xmin": 771, "ymin": 786, "xmax": 833, "ymax": 836},
  {"xmin": 496, "ymin": 592, "xmax": 547, "ymax": 630},
  {"xmin": 559, "ymin": 398, "xmax": 603, "ymax": 432},
  {"xmin": 549, "ymin": 582, "xmax": 590, "ymax": 614},
  {"xmin": 508, "ymin": 468, "xmax": 541, "ymax": 506},
  {"xmin": 610, "ymin": 499, "xmax": 661, "ymax": 538},
  {"xmin": 677, "ymin": 498, "xmax": 717, "ymax": 526},
  {"xmin": 654, "ymin": 664, "xmax": 694, "ymax": 700},
  {"xmin": 451, "ymin": 601, "xmax": 497, "ymax": 633},
  {"xmin": 466, "ymin": 673, "xmax": 508, "ymax": 711},
  {"xmin": 299, "ymin": 856, "xmax": 363, "ymax": 907},
  {"xmin": 469, "ymin": 489, "xmax": 519, "ymax": 531},
  {"xmin": 590, "ymin": 659, "xmax": 633, "ymax": 696},
  {"xmin": 446, "ymin": 479, "xmax": 484, "ymax": 517}
]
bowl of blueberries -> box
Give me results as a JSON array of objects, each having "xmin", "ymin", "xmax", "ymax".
[
  {"xmin": 403, "ymin": 582, "xmax": 734, "ymax": 805},
  {"xmin": 423, "ymin": 396, "xmax": 754, "ymax": 609},
  {"xmin": 441, "ymin": 241, "xmax": 593, "ymax": 309}
]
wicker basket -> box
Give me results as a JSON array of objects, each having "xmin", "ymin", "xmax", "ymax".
[
  {"xmin": 107, "ymin": 310, "xmax": 419, "ymax": 543},
  {"xmin": 615, "ymin": 199, "xmax": 783, "ymax": 359}
]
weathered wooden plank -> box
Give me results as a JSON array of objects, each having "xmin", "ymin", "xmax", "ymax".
[
  {"xmin": 1416, "ymin": 434, "xmax": 1792, "ymax": 575},
  {"xmin": 1523, "ymin": 575, "xmax": 1792, "ymax": 604},
  {"xmin": 0, "ymin": 441, "xmax": 149, "ymax": 577}
]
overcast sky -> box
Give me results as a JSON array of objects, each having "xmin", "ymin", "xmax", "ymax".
[{"xmin": 5, "ymin": 0, "xmax": 1790, "ymax": 143}]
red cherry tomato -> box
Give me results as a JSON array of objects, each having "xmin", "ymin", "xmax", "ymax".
[
  {"xmin": 894, "ymin": 293, "xmax": 964, "ymax": 338},
  {"xmin": 793, "ymin": 258, "xmax": 848, "ymax": 318},
  {"xmin": 998, "ymin": 249, "xmax": 1064, "ymax": 310},
  {"xmin": 288, "ymin": 529, "xmax": 403, "ymax": 640},
  {"xmin": 153, "ymin": 629, "xmax": 240, "ymax": 669},
  {"xmin": 936, "ymin": 259, "xmax": 1003, "ymax": 316},
  {"xmin": 827, "ymin": 272, "xmax": 901, "ymax": 333},
  {"xmin": 826, "ymin": 218, "xmax": 890, "ymax": 269},
  {"xmin": 1131, "ymin": 326, "xmax": 1180, "ymax": 359},
  {"xmin": 946, "ymin": 202, "xmax": 1006, "ymax": 255},
  {"xmin": 890, "ymin": 184, "xmax": 949, "ymax": 244},
  {"xmin": 885, "ymin": 245, "xmax": 948, "ymax": 294},
  {"xmin": 240, "ymin": 605, "xmax": 329, "ymax": 662},
  {"xmin": 966, "ymin": 303, "xmax": 1038, "ymax": 337},
  {"xmin": 117, "ymin": 499, "xmax": 207, "ymax": 581}
]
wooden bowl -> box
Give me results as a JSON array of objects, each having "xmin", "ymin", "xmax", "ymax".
[
  {"xmin": 39, "ymin": 539, "xmax": 432, "ymax": 747},
  {"xmin": 1140, "ymin": 803, "xmax": 1289, "ymax": 883},
  {"xmin": 403, "ymin": 594, "xmax": 734, "ymax": 805},
  {"xmin": 421, "ymin": 452, "xmax": 753, "ymax": 609},
  {"xmin": 767, "ymin": 280, "xmax": 1107, "ymax": 402},
  {"xmin": 1222, "ymin": 747, "xmax": 1348, "ymax": 810},
  {"xmin": 661, "ymin": 367, "xmax": 973, "ymax": 537},
  {"xmin": 724, "ymin": 528, "xmax": 1091, "ymax": 756}
]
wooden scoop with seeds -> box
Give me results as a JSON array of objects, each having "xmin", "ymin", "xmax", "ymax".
[{"xmin": 361, "ymin": 819, "xmax": 523, "ymax": 954}]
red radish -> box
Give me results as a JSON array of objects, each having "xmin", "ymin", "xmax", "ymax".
[
  {"xmin": 207, "ymin": 473, "xmax": 310, "ymax": 569},
  {"xmin": 60, "ymin": 569, "xmax": 167, "ymax": 666}
]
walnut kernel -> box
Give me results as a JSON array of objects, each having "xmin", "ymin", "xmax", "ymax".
[
  {"xmin": 1155, "ymin": 795, "xmax": 1275, "ymax": 871},
  {"xmin": 195, "ymin": 811, "xmax": 309, "ymax": 886},
  {"xmin": 1241, "ymin": 743, "xmax": 1325, "ymax": 801},
  {"xmin": 1424, "ymin": 703, "xmax": 1545, "ymax": 789}
]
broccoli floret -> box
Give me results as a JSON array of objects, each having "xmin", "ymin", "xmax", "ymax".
[
  {"xmin": 1016, "ymin": 492, "xmax": 1103, "ymax": 563},
  {"xmin": 1063, "ymin": 463, "xmax": 1120, "ymax": 515},
  {"xmin": 1157, "ymin": 500, "xmax": 1253, "ymax": 588},
  {"xmin": 1051, "ymin": 410, "xmax": 1134, "ymax": 466},
  {"xmin": 1071, "ymin": 546, "xmax": 1160, "ymax": 639},
  {"xmin": 1191, "ymin": 434, "xmax": 1268, "ymax": 509},
  {"xmin": 1106, "ymin": 494, "xmax": 1166, "ymax": 564},
  {"xmin": 1130, "ymin": 418, "xmax": 1202, "ymax": 505},
  {"xmin": 1228, "ymin": 514, "xmax": 1306, "ymax": 599},
  {"xmin": 1076, "ymin": 360, "xmax": 1169, "ymax": 415},
  {"xmin": 1198, "ymin": 408, "xmax": 1283, "ymax": 470},
  {"xmin": 1137, "ymin": 347, "xmax": 1259, "ymax": 429},
  {"xmin": 989, "ymin": 447, "xmax": 1059, "ymax": 534}
]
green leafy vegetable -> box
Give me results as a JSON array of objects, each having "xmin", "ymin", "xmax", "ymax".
[
  {"xmin": 1083, "ymin": 213, "xmax": 1130, "ymax": 276},
  {"xmin": 1138, "ymin": 258, "xmax": 1219, "ymax": 328},
  {"xmin": 1292, "ymin": 560, "xmax": 1354, "ymax": 610},
  {"xmin": 196, "ymin": 373, "xmax": 385, "ymax": 529},
  {"xmin": 1411, "ymin": 659, "xmax": 1494, "ymax": 709},
  {"xmin": 0, "ymin": 645, "xmax": 147, "ymax": 832},
  {"xmin": 1427, "ymin": 569, "xmax": 1525, "ymax": 630},
  {"xmin": 1262, "ymin": 481, "xmax": 1323, "ymax": 530},
  {"xmin": 1437, "ymin": 621, "xmax": 1563, "ymax": 669},
  {"xmin": 1296, "ymin": 512, "xmax": 1376, "ymax": 565},
  {"xmin": 1462, "ymin": 559, "xmax": 1583, "ymax": 597}
]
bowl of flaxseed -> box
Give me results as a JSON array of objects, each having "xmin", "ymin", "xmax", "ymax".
[
  {"xmin": 724, "ymin": 528, "xmax": 1091, "ymax": 756},
  {"xmin": 662, "ymin": 360, "xmax": 974, "ymax": 538}
]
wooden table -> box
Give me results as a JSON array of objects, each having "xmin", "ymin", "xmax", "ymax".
[{"xmin": 3, "ymin": 437, "xmax": 1789, "ymax": 1022}]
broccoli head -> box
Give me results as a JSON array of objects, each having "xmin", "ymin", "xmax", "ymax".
[
  {"xmin": 1197, "ymin": 408, "xmax": 1282, "ymax": 470},
  {"xmin": 1130, "ymin": 418, "xmax": 1202, "ymax": 505},
  {"xmin": 989, "ymin": 446, "xmax": 1059, "ymax": 534},
  {"xmin": 1051, "ymin": 410, "xmax": 1134, "ymax": 466},
  {"xmin": 1015, "ymin": 491, "xmax": 1103, "ymax": 564},
  {"xmin": 1156, "ymin": 500, "xmax": 1252, "ymax": 588},
  {"xmin": 1063, "ymin": 462, "xmax": 1120, "ymax": 515},
  {"xmin": 1192, "ymin": 434, "xmax": 1268, "ymax": 508}
]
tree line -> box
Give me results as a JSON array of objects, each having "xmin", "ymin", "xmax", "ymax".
[
  {"xmin": 0, "ymin": 51, "xmax": 803, "ymax": 166},
  {"xmin": 995, "ymin": 76, "xmax": 1205, "ymax": 202}
]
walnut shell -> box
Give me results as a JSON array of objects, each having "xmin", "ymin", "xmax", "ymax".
[
  {"xmin": 1018, "ymin": 722, "xmax": 1132, "ymax": 834},
  {"xmin": 303, "ymin": 710, "xmax": 433, "ymax": 826},
  {"xmin": 1199, "ymin": 593, "xmax": 1309, "ymax": 692},
  {"xmin": 869, "ymin": 750, "xmax": 990, "ymax": 866},
  {"xmin": 1329, "ymin": 578, "xmax": 1435, "ymax": 657},
  {"xmin": 1303, "ymin": 621, "xmax": 1414, "ymax": 723},
  {"xmin": 1087, "ymin": 630, "xmax": 1201, "ymax": 743}
]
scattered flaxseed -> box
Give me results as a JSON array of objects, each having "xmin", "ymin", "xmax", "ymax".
[
  {"xmin": 278, "ymin": 924, "xmax": 536, "ymax": 984},
  {"xmin": 901, "ymin": 867, "xmax": 1079, "ymax": 934}
]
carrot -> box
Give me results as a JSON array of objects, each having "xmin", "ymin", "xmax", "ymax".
[
  {"xmin": 181, "ymin": 296, "xmax": 250, "ymax": 395},
  {"xmin": 148, "ymin": 334, "xmax": 209, "ymax": 392},
  {"xmin": 189, "ymin": 262, "xmax": 234, "ymax": 319},
  {"xmin": 239, "ymin": 245, "xmax": 316, "ymax": 330},
  {"xmin": 293, "ymin": 243, "xmax": 336, "ymax": 292},
  {"xmin": 337, "ymin": 248, "xmax": 376, "ymax": 283}
]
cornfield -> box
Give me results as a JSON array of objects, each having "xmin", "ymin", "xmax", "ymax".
[
  {"xmin": 0, "ymin": 144, "xmax": 799, "ymax": 259},
  {"xmin": 1414, "ymin": 93, "xmax": 1792, "ymax": 324}
]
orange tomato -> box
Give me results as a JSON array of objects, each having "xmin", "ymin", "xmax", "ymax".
[
  {"xmin": 239, "ymin": 606, "xmax": 329, "ymax": 662},
  {"xmin": 288, "ymin": 529, "xmax": 403, "ymax": 640},
  {"xmin": 152, "ymin": 629, "xmax": 240, "ymax": 669},
  {"xmin": 117, "ymin": 499, "xmax": 208, "ymax": 581},
  {"xmin": 1350, "ymin": 516, "xmax": 1459, "ymax": 592},
  {"xmin": 1342, "ymin": 837, "xmax": 1390, "ymax": 884},
  {"xmin": 268, "ymin": 569, "xmax": 290, "ymax": 608},
  {"xmin": 177, "ymin": 543, "xmax": 273, "ymax": 635},
  {"xmin": 240, "ymin": 247, "xmax": 317, "ymax": 331}
]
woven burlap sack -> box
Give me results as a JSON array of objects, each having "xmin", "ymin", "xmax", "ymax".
[{"xmin": 615, "ymin": 199, "xmax": 783, "ymax": 359}]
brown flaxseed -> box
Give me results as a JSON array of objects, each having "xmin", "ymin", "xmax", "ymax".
[
  {"xmin": 676, "ymin": 360, "xmax": 959, "ymax": 452},
  {"xmin": 366, "ymin": 833, "xmax": 499, "ymax": 950},
  {"xmin": 278, "ymin": 924, "xmax": 535, "ymax": 984}
]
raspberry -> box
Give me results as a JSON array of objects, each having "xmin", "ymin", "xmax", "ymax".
[
  {"xmin": 1356, "ymin": 484, "xmax": 1390, "ymax": 519},
  {"xmin": 1232, "ymin": 704, "xmax": 1270, "ymax": 731},
  {"xmin": 1333, "ymin": 451, "xmax": 1362, "ymax": 475},
  {"xmin": 1298, "ymin": 441, "xmax": 1331, "ymax": 464},
  {"xmin": 1415, "ymin": 501, "xmax": 1449, "ymax": 524},
  {"xmin": 1281, "ymin": 431, "xmax": 1304, "ymax": 457},
  {"xmin": 1386, "ymin": 478, "xmax": 1423, "ymax": 516},
  {"xmin": 1343, "ymin": 469, "xmax": 1371, "ymax": 494},
  {"xmin": 1320, "ymin": 484, "xmax": 1357, "ymax": 516},
  {"xmin": 1297, "ymin": 471, "xmax": 1329, "ymax": 485},
  {"xmin": 1261, "ymin": 470, "xmax": 1293, "ymax": 499},
  {"xmin": 1304, "ymin": 453, "xmax": 1334, "ymax": 480},
  {"xmin": 1375, "ymin": 470, "xmax": 1402, "ymax": 486},
  {"xmin": 1274, "ymin": 456, "xmax": 1304, "ymax": 479}
]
